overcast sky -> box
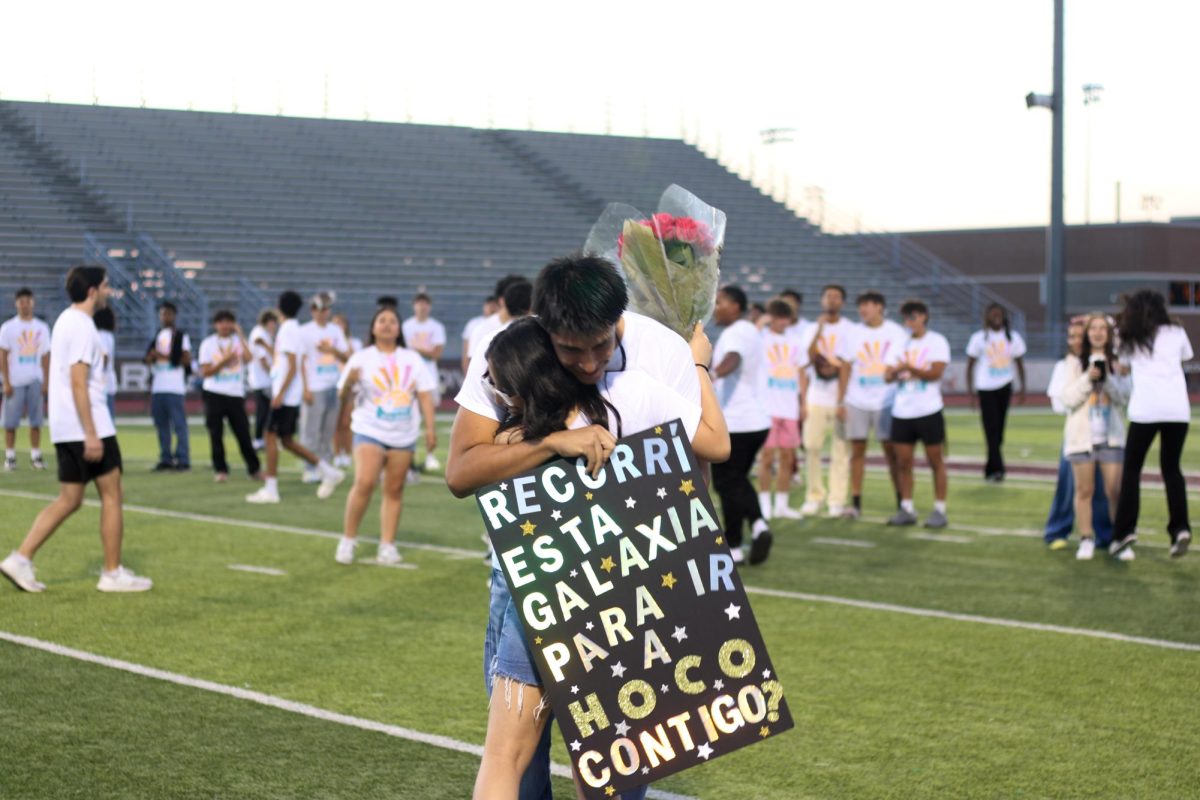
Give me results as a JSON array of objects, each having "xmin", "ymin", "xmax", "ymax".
[{"xmin": 3, "ymin": 0, "xmax": 1196, "ymax": 231}]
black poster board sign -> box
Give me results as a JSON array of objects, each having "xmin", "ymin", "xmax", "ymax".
[{"xmin": 476, "ymin": 420, "xmax": 793, "ymax": 798}]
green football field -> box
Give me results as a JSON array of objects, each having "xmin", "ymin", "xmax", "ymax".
[{"xmin": 1, "ymin": 411, "xmax": 1197, "ymax": 799}]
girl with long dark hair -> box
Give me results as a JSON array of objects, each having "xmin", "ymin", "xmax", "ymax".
[
  {"xmin": 965, "ymin": 303, "xmax": 1027, "ymax": 481},
  {"xmin": 1110, "ymin": 290, "xmax": 1194, "ymax": 559},
  {"xmin": 473, "ymin": 316, "xmax": 729, "ymax": 800}
]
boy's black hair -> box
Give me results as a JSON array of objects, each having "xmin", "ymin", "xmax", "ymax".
[
  {"xmin": 821, "ymin": 284, "xmax": 847, "ymax": 300},
  {"xmin": 278, "ymin": 290, "xmax": 304, "ymax": 319},
  {"xmin": 15, "ymin": 287, "xmax": 33, "ymax": 299},
  {"xmin": 65, "ymin": 266, "xmax": 106, "ymax": 303},
  {"xmin": 93, "ymin": 307, "xmax": 116, "ymax": 331},
  {"xmin": 532, "ymin": 254, "xmax": 627, "ymax": 336},
  {"xmin": 856, "ymin": 290, "xmax": 886, "ymax": 307},
  {"xmin": 376, "ymin": 295, "xmax": 399, "ymax": 309},
  {"xmin": 780, "ymin": 288, "xmax": 803, "ymax": 305},
  {"xmin": 900, "ymin": 299, "xmax": 929, "ymax": 319},
  {"xmin": 719, "ymin": 284, "xmax": 748, "ymax": 313},
  {"xmin": 413, "ymin": 292, "xmax": 432, "ymax": 305},
  {"xmin": 212, "ymin": 309, "xmax": 236, "ymax": 324},
  {"xmin": 766, "ymin": 298, "xmax": 794, "ymax": 319},
  {"xmin": 158, "ymin": 301, "xmax": 178, "ymax": 314},
  {"xmin": 503, "ymin": 279, "xmax": 533, "ymax": 317}
]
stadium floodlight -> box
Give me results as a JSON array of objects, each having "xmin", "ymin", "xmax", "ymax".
[{"xmin": 1025, "ymin": 92, "xmax": 1055, "ymax": 111}]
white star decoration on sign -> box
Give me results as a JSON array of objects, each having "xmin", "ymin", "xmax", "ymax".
[
  {"xmin": 713, "ymin": 679, "xmax": 724, "ymax": 691},
  {"xmin": 551, "ymin": 509, "xmax": 562, "ymax": 521},
  {"xmin": 660, "ymin": 684, "xmax": 669, "ymax": 693},
  {"xmin": 499, "ymin": 483, "xmax": 508, "ymax": 491},
  {"xmin": 656, "ymin": 487, "xmax": 667, "ymax": 499},
  {"xmin": 585, "ymin": 621, "xmax": 594, "ymax": 630},
  {"xmin": 611, "ymin": 661, "xmax": 626, "ymax": 678},
  {"xmin": 615, "ymin": 720, "xmax": 631, "ymax": 736},
  {"xmin": 570, "ymin": 685, "xmax": 579, "ymax": 695},
  {"xmin": 697, "ymin": 742, "xmax": 714, "ymax": 760},
  {"xmin": 569, "ymin": 569, "xmax": 578, "ymax": 578},
  {"xmin": 762, "ymin": 668, "xmax": 772, "ymax": 680},
  {"xmin": 625, "ymin": 497, "xmax": 636, "ymax": 509},
  {"xmin": 642, "ymin": 767, "xmax": 650, "ymax": 775},
  {"xmin": 570, "ymin": 739, "xmax": 582, "ymax": 752},
  {"xmin": 724, "ymin": 603, "xmax": 741, "ymax": 620},
  {"xmin": 671, "ymin": 626, "xmax": 688, "ymax": 643}
]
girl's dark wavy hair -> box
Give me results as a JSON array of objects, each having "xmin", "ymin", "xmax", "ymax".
[
  {"xmin": 486, "ymin": 317, "xmax": 616, "ymax": 442},
  {"xmin": 367, "ymin": 306, "xmax": 405, "ymax": 348},
  {"xmin": 984, "ymin": 302, "xmax": 1011, "ymax": 342},
  {"xmin": 1117, "ymin": 289, "xmax": 1174, "ymax": 355},
  {"xmin": 1078, "ymin": 312, "xmax": 1116, "ymax": 371}
]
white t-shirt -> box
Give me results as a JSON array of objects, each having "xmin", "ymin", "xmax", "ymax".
[
  {"xmin": 468, "ymin": 314, "xmax": 503, "ymax": 356},
  {"xmin": 98, "ymin": 330, "xmax": 118, "ymax": 396},
  {"xmin": 348, "ymin": 336, "xmax": 363, "ymax": 354},
  {"xmin": 892, "ymin": 330, "xmax": 952, "ymax": 420},
  {"xmin": 966, "ymin": 329, "xmax": 1027, "ymax": 391},
  {"xmin": 462, "ymin": 315, "xmax": 488, "ymax": 346},
  {"xmin": 455, "ymin": 312, "xmax": 701, "ymax": 422},
  {"xmin": 1047, "ymin": 357, "xmax": 1071, "ymax": 415},
  {"xmin": 338, "ymin": 346, "xmax": 437, "ymax": 448},
  {"xmin": 271, "ymin": 318, "xmax": 305, "ymax": 407},
  {"xmin": 199, "ymin": 334, "xmax": 247, "ymax": 397},
  {"xmin": 1124, "ymin": 325, "xmax": 1194, "ymax": 424},
  {"xmin": 0, "ymin": 316, "xmax": 51, "ymax": 387},
  {"xmin": 48, "ymin": 307, "xmax": 115, "ymax": 443},
  {"xmin": 149, "ymin": 328, "xmax": 191, "ymax": 395},
  {"xmin": 786, "ymin": 318, "xmax": 810, "ymax": 347},
  {"xmin": 844, "ymin": 320, "xmax": 908, "ymax": 411},
  {"xmin": 713, "ymin": 319, "xmax": 770, "ymax": 433},
  {"xmin": 402, "ymin": 317, "xmax": 447, "ymax": 388},
  {"xmin": 802, "ymin": 317, "xmax": 855, "ymax": 407},
  {"xmin": 247, "ymin": 325, "xmax": 274, "ymax": 391},
  {"xmin": 300, "ymin": 321, "xmax": 349, "ymax": 392},
  {"xmin": 759, "ymin": 329, "xmax": 807, "ymax": 421}
]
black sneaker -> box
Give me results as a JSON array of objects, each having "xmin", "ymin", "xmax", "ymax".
[
  {"xmin": 749, "ymin": 528, "xmax": 773, "ymax": 565},
  {"xmin": 152, "ymin": 462, "xmax": 175, "ymax": 472},
  {"xmin": 174, "ymin": 463, "xmax": 191, "ymax": 472},
  {"xmin": 30, "ymin": 455, "xmax": 46, "ymax": 471},
  {"xmin": 1169, "ymin": 531, "xmax": 1191, "ymax": 559},
  {"xmin": 4, "ymin": 456, "xmax": 16, "ymax": 472},
  {"xmin": 887, "ymin": 509, "xmax": 918, "ymax": 526},
  {"xmin": 1108, "ymin": 533, "xmax": 1137, "ymax": 556}
]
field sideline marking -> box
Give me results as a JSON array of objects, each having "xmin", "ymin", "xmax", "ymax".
[
  {"xmin": 810, "ymin": 537, "xmax": 876, "ymax": 549},
  {"xmin": 742, "ymin": 586, "xmax": 1200, "ymax": 653},
  {"xmin": 227, "ymin": 564, "xmax": 287, "ymax": 576},
  {"xmin": 0, "ymin": 630, "xmax": 696, "ymax": 800}
]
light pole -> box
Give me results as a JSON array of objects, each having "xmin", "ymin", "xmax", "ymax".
[{"xmin": 1083, "ymin": 83, "xmax": 1104, "ymax": 224}]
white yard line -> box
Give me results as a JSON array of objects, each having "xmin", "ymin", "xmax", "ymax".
[
  {"xmin": 742, "ymin": 586, "xmax": 1200, "ymax": 653},
  {"xmin": 810, "ymin": 537, "xmax": 876, "ymax": 549},
  {"xmin": 227, "ymin": 564, "xmax": 288, "ymax": 576},
  {"xmin": 908, "ymin": 532, "xmax": 974, "ymax": 544},
  {"xmin": 0, "ymin": 631, "xmax": 694, "ymax": 800}
]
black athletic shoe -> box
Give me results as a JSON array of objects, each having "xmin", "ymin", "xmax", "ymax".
[
  {"xmin": 152, "ymin": 462, "xmax": 174, "ymax": 472},
  {"xmin": 1170, "ymin": 531, "xmax": 1191, "ymax": 559},
  {"xmin": 1108, "ymin": 533, "xmax": 1137, "ymax": 555},
  {"xmin": 173, "ymin": 463, "xmax": 191, "ymax": 472},
  {"xmin": 749, "ymin": 529, "xmax": 773, "ymax": 565}
]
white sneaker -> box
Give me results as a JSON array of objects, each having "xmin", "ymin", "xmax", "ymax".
[
  {"xmin": 800, "ymin": 501, "xmax": 820, "ymax": 516},
  {"xmin": 3, "ymin": 456, "xmax": 15, "ymax": 472},
  {"xmin": 825, "ymin": 505, "xmax": 845, "ymax": 518},
  {"xmin": 96, "ymin": 566, "xmax": 153, "ymax": 592},
  {"xmin": 1076, "ymin": 539, "xmax": 1095, "ymax": 560},
  {"xmin": 1170, "ymin": 531, "xmax": 1191, "ymax": 559},
  {"xmin": 316, "ymin": 466, "xmax": 346, "ymax": 499},
  {"xmin": 424, "ymin": 453, "xmax": 441, "ymax": 471},
  {"xmin": 301, "ymin": 468, "xmax": 322, "ymax": 484},
  {"xmin": 1117, "ymin": 546, "xmax": 1136, "ymax": 562},
  {"xmin": 730, "ymin": 547, "xmax": 745, "ymax": 564},
  {"xmin": 407, "ymin": 469, "xmax": 421, "ymax": 485},
  {"xmin": 335, "ymin": 537, "xmax": 357, "ymax": 565},
  {"xmin": 1, "ymin": 552, "xmax": 46, "ymax": 592},
  {"xmin": 246, "ymin": 487, "xmax": 281, "ymax": 504},
  {"xmin": 376, "ymin": 543, "xmax": 403, "ymax": 565},
  {"xmin": 774, "ymin": 505, "xmax": 804, "ymax": 520}
]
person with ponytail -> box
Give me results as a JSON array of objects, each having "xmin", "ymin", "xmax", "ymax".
[
  {"xmin": 965, "ymin": 303, "xmax": 1027, "ymax": 482},
  {"xmin": 1109, "ymin": 290, "xmax": 1194, "ymax": 559}
]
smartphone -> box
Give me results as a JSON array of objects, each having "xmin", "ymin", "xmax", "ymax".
[{"xmin": 1090, "ymin": 355, "xmax": 1107, "ymax": 381}]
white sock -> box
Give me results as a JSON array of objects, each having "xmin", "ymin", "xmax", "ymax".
[
  {"xmin": 934, "ymin": 501, "xmax": 947, "ymax": 514},
  {"xmin": 774, "ymin": 492, "xmax": 790, "ymax": 510},
  {"xmin": 758, "ymin": 491, "xmax": 771, "ymax": 516},
  {"xmin": 4, "ymin": 449, "xmax": 14, "ymax": 460},
  {"xmin": 265, "ymin": 477, "xmax": 278, "ymax": 493},
  {"xmin": 752, "ymin": 518, "xmax": 770, "ymax": 537},
  {"xmin": 30, "ymin": 448, "xmax": 41, "ymax": 459},
  {"xmin": 318, "ymin": 459, "xmax": 336, "ymax": 475},
  {"xmin": 901, "ymin": 499, "xmax": 915, "ymax": 513}
]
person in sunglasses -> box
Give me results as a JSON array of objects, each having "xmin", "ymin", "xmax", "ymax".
[{"xmin": 448, "ymin": 254, "xmax": 729, "ymax": 800}]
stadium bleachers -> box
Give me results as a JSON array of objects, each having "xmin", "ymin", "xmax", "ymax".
[{"xmin": 0, "ymin": 100, "xmax": 1010, "ymax": 356}]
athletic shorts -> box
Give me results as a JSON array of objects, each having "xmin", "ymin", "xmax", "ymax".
[
  {"xmin": 55, "ymin": 436, "xmax": 122, "ymax": 484},
  {"xmin": 764, "ymin": 417, "xmax": 801, "ymax": 450},
  {"xmin": 1066, "ymin": 445, "xmax": 1124, "ymax": 465},
  {"xmin": 266, "ymin": 405, "xmax": 300, "ymax": 438},
  {"xmin": 845, "ymin": 403, "xmax": 892, "ymax": 442},
  {"xmin": 352, "ymin": 432, "xmax": 416, "ymax": 452},
  {"xmin": 3, "ymin": 382, "xmax": 44, "ymax": 429},
  {"xmin": 889, "ymin": 411, "xmax": 946, "ymax": 446}
]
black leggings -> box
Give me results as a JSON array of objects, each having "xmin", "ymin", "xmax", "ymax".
[
  {"xmin": 1113, "ymin": 421, "xmax": 1191, "ymax": 540},
  {"xmin": 204, "ymin": 391, "xmax": 261, "ymax": 476},
  {"xmin": 252, "ymin": 388, "xmax": 271, "ymax": 442},
  {"xmin": 978, "ymin": 384, "xmax": 1012, "ymax": 478},
  {"xmin": 711, "ymin": 429, "xmax": 768, "ymax": 547}
]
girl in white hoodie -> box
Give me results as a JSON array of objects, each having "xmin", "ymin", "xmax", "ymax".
[{"xmin": 1058, "ymin": 313, "xmax": 1130, "ymax": 560}]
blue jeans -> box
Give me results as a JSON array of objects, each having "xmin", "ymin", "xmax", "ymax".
[
  {"xmin": 1044, "ymin": 455, "xmax": 1112, "ymax": 546},
  {"xmin": 151, "ymin": 392, "xmax": 189, "ymax": 466},
  {"xmin": 484, "ymin": 570, "xmax": 648, "ymax": 800}
]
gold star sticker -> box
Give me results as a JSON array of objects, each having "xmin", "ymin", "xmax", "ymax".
[
  {"xmin": 759, "ymin": 726, "xmax": 771, "ymax": 738},
  {"xmin": 715, "ymin": 536, "xmax": 724, "ymax": 545},
  {"xmin": 654, "ymin": 425, "xmax": 663, "ymax": 434},
  {"xmin": 534, "ymin": 636, "xmax": 543, "ymax": 645},
  {"xmin": 661, "ymin": 572, "xmax": 677, "ymax": 589},
  {"xmin": 585, "ymin": 491, "xmax": 594, "ymax": 501},
  {"xmin": 679, "ymin": 479, "xmax": 695, "ymax": 496},
  {"xmin": 600, "ymin": 556, "xmax": 616, "ymax": 573},
  {"xmin": 520, "ymin": 520, "xmax": 537, "ymax": 536},
  {"xmin": 605, "ymin": 787, "xmax": 616, "ymax": 797}
]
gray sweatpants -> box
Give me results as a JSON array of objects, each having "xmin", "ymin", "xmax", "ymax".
[{"xmin": 299, "ymin": 386, "xmax": 338, "ymax": 464}]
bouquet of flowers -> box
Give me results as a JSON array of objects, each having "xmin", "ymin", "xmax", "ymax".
[{"xmin": 584, "ymin": 184, "xmax": 726, "ymax": 339}]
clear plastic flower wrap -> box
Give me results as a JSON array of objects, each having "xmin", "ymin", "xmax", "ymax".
[{"xmin": 584, "ymin": 184, "xmax": 726, "ymax": 340}]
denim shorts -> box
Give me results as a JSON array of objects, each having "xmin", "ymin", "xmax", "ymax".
[
  {"xmin": 352, "ymin": 432, "xmax": 415, "ymax": 452},
  {"xmin": 2, "ymin": 382, "xmax": 43, "ymax": 429},
  {"xmin": 483, "ymin": 568, "xmax": 541, "ymax": 689},
  {"xmin": 1066, "ymin": 445, "xmax": 1124, "ymax": 465}
]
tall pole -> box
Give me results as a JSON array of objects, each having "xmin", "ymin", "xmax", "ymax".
[{"xmin": 1046, "ymin": 0, "xmax": 1066, "ymax": 344}]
